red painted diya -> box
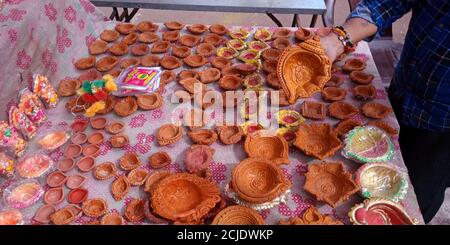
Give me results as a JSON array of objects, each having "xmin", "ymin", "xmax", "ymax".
[
  {"xmin": 184, "ymin": 145, "xmax": 215, "ymax": 174},
  {"xmin": 70, "ymin": 120, "xmax": 89, "ymax": 132},
  {"xmin": 349, "ymin": 198, "xmax": 418, "ymax": 225},
  {"xmin": 68, "ymin": 188, "xmax": 88, "ymax": 204}
]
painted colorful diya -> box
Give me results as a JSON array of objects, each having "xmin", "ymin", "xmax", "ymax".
[
  {"xmin": 17, "ymin": 154, "xmax": 54, "ymax": 178},
  {"xmin": 277, "ymin": 110, "xmax": 305, "ymax": 127},
  {"xmin": 244, "ymin": 133, "xmax": 290, "ymax": 165},
  {"xmin": 241, "ymin": 121, "xmax": 264, "ymax": 136},
  {"xmin": 4, "ymin": 180, "xmax": 44, "ymax": 209},
  {"xmin": 355, "ymin": 163, "xmax": 408, "ymax": 202},
  {"xmin": 254, "ymin": 28, "xmax": 272, "ymax": 41},
  {"xmin": 342, "ymin": 126, "xmax": 394, "ymax": 163},
  {"xmin": 38, "ymin": 131, "xmax": 70, "ymax": 151},
  {"xmin": 249, "ymin": 41, "xmax": 269, "ymax": 52},
  {"xmin": 276, "ymin": 127, "xmax": 297, "ymax": 145},
  {"xmin": 279, "ymin": 207, "xmax": 343, "ymax": 225},
  {"xmin": 229, "ymin": 28, "xmax": 250, "ymax": 40},
  {"xmin": 226, "ymin": 39, "xmax": 247, "ymax": 51},
  {"xmin": 348, "ymin": 198, "xmax": 418, "ymax": 225},
  {"xmin": 0, "ymin": 209, "xmax": 23, "ymax": 225},
  {"xmin": 216, "ymin": 47, "xmax": 239, "ymax": 59},
  {"xmin": 212, "ymin": 205, "xmax": 265, "ymax": 225},
  {"xmin": 243, "ymin": 74, "xmax": 263, "ymax": 89},
  {"xmin": 238, "ymin": 49, "xmax": 261, "ymax": 64}
]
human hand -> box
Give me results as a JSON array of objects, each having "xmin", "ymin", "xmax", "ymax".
[{"xmin": 318, "ymin": 29, "xmax": 344, "ymax": 64}]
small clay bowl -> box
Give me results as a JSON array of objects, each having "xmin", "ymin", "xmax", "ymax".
[
  {"xmin": 50, "ymin": 208, "xmax": 76, "ymax": 225},
  {"xmin": 178, "ymin": 70, "xmax": 199, "ymax": 81},
  {"xmin": 209, "ymin": 24, "xmax": 228, "ymax": 35},
  {"xmin": 119, "ymin": 153, "xmax": 141, "ymax": 170},
  {"xmin": 266, "ymin": 73, "xmax": 281, "ymax": 89},
  {"xmin": 187, "ymin": 129, "xmax": 218, "ymax": 145},
  {"xmin": 184, "ymin": 145, "xmax": 214, "ymax": 173},
  {"xmin": 179, "ymin": 34, "xmax": 200, "ymax": 47},
  {"xmin": 110, "ymin": 134, "xmax": 129, "ymax": 148},
  {"xmin": 124, "ymin": 199, "xmax": 146, "ymax": 222},
  {"xmin": 101, "ymin": 213, "xmax": 125, "ymax": 225},
  {"xmin": 362, "ymin": 102, "xmax": 393, "ymax": 119},
  {"xmin": 46, "ymin": 171, "xmax": 68, "ymax": 188},
  {"xmin": 95, "ymin": 56, "xmax": 119, "ymax": 72},
  {"xmin": 235, "ymin": 63, "xmax": 257, "ymax": 75},
  {"xmin": 87, "ymin": 132, "xmax": 104, "ymax": 145},
  {"xmin": 160, "ymin": 70, "xmax": 176, "ymax": 84},
  {"xmin": 82, "ymin": 144, "xmax": 100, "ymax": 157},
  {"xmin": 164, "ymin": 21, "xmax": 184, "ymax": 30},
  {"xmin": 261, "ymin": 48, "xmax": 282, "ymax": 61},
  {"xmin": 64, "ymin": 204, "xmax": 82, "ymax": 218},
  {"xmin": 149, "ymin": 151, "xmax": 172, "ymax": 169},
  {"xmin": 82, "ymin": 198, "xmax": 108, "ymax": 217},
  {"xmin": 76, "ymin": 156, "xmax": 95, "ymax": 172},
  {"xmin": 138, "ymin": 31, "xmax": 160, "ymax": 43},
  {"xmin": 100, "ymin": 29, "xmax": 120, "ymax": 42},
  {"xmin": 179, "ymin": 77, "xmax": 206, "ymax": 94},
  {"xmin": 218, "ymin": 75, "xmax": 243, "ymax": 91},
  {"xmin": 301, "ymin": 101, "xmax": 327, "ymax": 120},
  {"xmin": 162, "ymin": 30, "xmax": 180, "ymax": 42},
  {"xmin": 88, "ymin": 39, "xmax": 108, "ymax": 55},
  {"xmin": 64, "ymin": 144, "xmax": 82, "ymax": 158},
  {"xmin": 122, "ymin": 32, "xmax": 139, "ymax": 45},
  {"xmin": 349, "ymin": 71, "xmax": 374, "ymax": 85},
  {"xmin": 187, "ymin": 24, "xmax": 208, "ymax": 35},
  {"xmin": 57, "ymin": 158, "xmax": 75, "ymax": 172},
  {"xmin": 354, "ymin": 84, "xmax": 376, "ymax": 100},
  {"xmin": 262, "ymin": 59, "xmax": 278, "ymax": 73},
  {"xmin": 160, "ymin": 56, "xmax": 182, "ymax": 70},
  {"xmin": 89, "ymin": 117, "xmax": 107, "ymax": 130},
  {"xmin": 140, "ymin": 54, "xmax": 160, "ymax": 67},
  {"xmin": 325, "ymin": 75, "xmax": 344, "ymax": 87},
  {"xmin": 119, "ymin": 58, "xmax": 140, "ymax": 70},
  {"xmin": 196, "ymin": 43, "xmax": 215, "ymax": 57},
  {"xmin": 183, "ymin": 54, "xmax": 208, "ymax": 68},
  {"xmin": 295, "ymin": 27, "xmax": 314, "ymax": 41},
  {"xmin": 94, "ymin": 162, "xmax": 117, "ymax": 180},
  {"xmin": 131, "ymin": 43, "xmax": 149, "ymax": 56},
  {"xmin": 127, "ymin": 168, "xmax": 149, "ymax": 186},
  {"xmin": 203, "ymin": 33, "xmax": 225, "ymax": 47},
  {"xmin": 111, "ymin": 175, "xmax": 130, "ymax": 201},
  {"xmin": 328, "ymin": 101, "xmax": 358, "ymax": 120},
  {"xmin": 115, "ymin": 23, "xmax": 136, "ymax": 35},
  {"xmin": 106, "ymin": 121, "xmax": 125, "ymax": 134},
  {"xmin": 221, "ymin": 66, "xmax": 241, "ymax": 77},
  {"xmin": 211, "ymin": 56, "xmax": 232, "ymax": 69},
  {"xmin": 68, "ymin": 188, "xmax": 88, "ymax": 204},
  {"xmin": 334, "ymin": 119, "xmax": 362, "ymax": 138},
  {"xmin": 44, "ymin": 187, "xmax": 64, "ymax": 205},
  {"xmin": 367, "ymin": 120, "xmax": 398, "ymax": 136},
  {"xmin": 151, "ymin": 41, "xmax": 171, "ymax": 53},
  {"xmin": 136, "ymin": 93, "xmax": 163, "ymax": 110},
  {"xmin": 108, "ymin": 42, "xmax": 128, "ymax": 56},
  {"xmin": 58, "ymin": 78, "xmax": 81, "ymax": 97},
  {"xmin": 78, "ymin": 69, "xmax": 101, "ymax": 82},
  {"xmin": 71, "ymin": 132, "xmax": 87, "ymax": 145},
  {"xmin": 199, "ymin": 68, "xmax": 221, "ymax": 84},
  {"xmin": 322, "ymin": 87, "xmax": 347, "ymax": 101},
  {"xmin": 156, "ymin": 124, "xmax": 183, "ymax": 146},
  {"xmin": 172, "ymin": 45, "xmax": 191, "ymax": 58},
  {"xmin": 217, "ymin": 125, "xmax": 244, "ymax": 145},
  {"xmin": 273, "ymin": 28, "xmax": 291, "ymax": 38},
  {"xmin": 271, "ymin": 37, "xmax": 291, "ymax": 50},
  {"xmin": 114, "ymin": 96, "xmax": 138, "ymax": 117},
  {"xmin": 34, "ymin": 204, "xmax": 57, "ymax": 224},
  {"xmin": 74, "ymin": 56, "xmax": 96, "ymax": 70},
  {"xmin": 137, "ymin": 21, "xmax": 159, "ymax": 32},
  {"xmin": 244, "ymin": 134, "xmax": 289, "ymax": 165},
  {"xmin": 66, "ymin": 174, "xmax": 86, "ymax": 189},
  {"xmin": 212, "ymin": 205, "xmax": 264, "ymax": 225},
  {"xmin": 342, "ymin": 58, "xmax": 366, "ymax": 73}
]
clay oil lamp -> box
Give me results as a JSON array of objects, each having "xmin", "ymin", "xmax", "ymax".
[
  {"xmin": 238, "ymin": 49, "xmax": 260, "ymax": 64},
  {"xmin": 44, "ymin": 187, "xmax": 64, "ymax": 205},
  {"xmin": 100, "ymin": 29, "xmax": 120, "ymax": 42},
  {"xmin": 261, "ymin": 48, "xmax": 281, "ymax": 61},
  {"xmin": 226, "ymin": 38, "xmax": 247, "ymax": 51},
  {"xmin": 160, "ymin": 70, "xmax": 176, "ymax": 84},
  {"xmin": 184, "ymin": 145, "xmax": 215, "ymax": 174},
  {"xmin": 301, "ymin": 101, "xmax": 327, "ymax": 120},
  {"xmin": 277, "ymin": 37, "xmax": 331, "ymax": 102},
  {"xmin": 110, "ymin": 134, "xmax": 130, "ymax": 148},
  {"xmin": 249, "ymin": 40, "xmax": 269, "ymax": 52},
  {"xmin": 295, "ymin": 27, "xmax": 314, "ymax": 42},
  {"xmin": 172, "ymin": 45, "xmax": 191, "ymax": 58},
  {"xmin": 76, "ymin": 156, "xmax": 95, "ymax": 172},
  {"xmin": 38, "ymin": 131, "xmax": 70, "ymax": 151},
  {"xmin": 328, "ymin": 101, "xmax": 358, "ymax": 120},
  {"xmin": 119, "ymin": 152, "xmax": 142, "ymax": 170},
  {"xmin": 178, "ymin": 69, "xmax": 198, "ymax": 80},
  {"xmin": 108, "ymin": 69, "xmax": 122, "ymax": 78},
  {"xmin": 156, "ymin": 124, "xmax": 183, "ymax": 146},
  {"xmin": 253, "ymin": 28, "xmax": 273, "ymax": 42},
  {"xmin": 71, "ymin": 119, "xmax": 89, "ymax": 132},
  {"xmin": 151, "ymin": 40, "xmax": 171, "ymax": 53},
  {"xmin": 179, "ymin": 34, "xmax": 200, "ymax": 47},
  {"xmin": 0, "ymin": 210, "xmax": 23, "ymax": 225},
  {"xmin": 196, "ymin": 43, "xmax": 216, "ymax": 57},
  {"xmin": 95, "ymin": 55, "xmax": 119, "ymax": 72},
  {"xmin": 82, "ymin": 144, "xmax": 100, "ymax": 157},
  {"xmin": 216, "ymin": 125, "xmax": 244, "ymax": 145},
  {"xmin": 150, "ymin": 173, "xmax": 221, "ymax": 223},
  {"xmin": 187, "ymin": 24, "xmax": 208, "ymax": 35},
  {"xmin": 162, "ymin": 30, "xmax": 180, "ymax": 42},
  {"xmin": 243, "ymin": 74, "xmax": 263, "ymax": 89},
  {"xmin": 128, "ymin": 48, "xmax": 148, "ymax": 59},
  {"xmin": 367, "ymin": 120, "xmax": 398, "ymax": 136},
  {"xmin": 33, "ymin": 204, "xmax": 56, "ymax": 224},
  {"xmin": 50, "ymin": 208, "xmax": 75, "ymax": 225},
  {"xmin": 97, "ymin": 95, "xmax": 116, "ymax": 115},
  {"xmin": 122, "ymin": 32, "xmax": 139, "ymax": 45},
  {"xmin": 114, "ymin": 96, "xmax": 138, "ymax": 117},
  {"xmin": 240, "ymin": 121, "xmax": 264, "ymax": 136},
  {"xmin": 322, "ymin": 87, "xmax": 347, "ymax": 102},
  {"xmin": 82, "ymin": 198, "xmax": 108, "ymax": 218},
  {"xmin": 66, "ymin": 174, "xmax": 87, "ymax": 189},
  {"xmin": 187, "ymin": 129, "xmax": 218, "ymax": 145},
  {"xmin": 115, "ymin": 23, "xmax": 135, "ymax": 35},
  {"xmin": 58, "ymin": 78, "xmax": 81, "ymax": 97},
  {"xmin": 219, "ymin": 75, "xmax": 243, "ymax": 91},
  {"xmin": 203, "ymin": 33, "xmax": 225, "ymax": 47},
  {"xmin": 354, "ymin": 84, "xmax": 376, "ymax": 101},
  {"xmin": 87, "ymin": 132, "xmax": 104, "ymax": 145},
  {"xmin": 179, "ymin": 77, "xmax": 206, "ymax": 94},
  {"xmin": 343, "ymin": 58, "xmax": 367, "ymax": 73},
  {"xmin": 78, "ymin": 68, "xmax": 101, "ymax": 82},
  {"xmin": 57, "ymin": 158, "xmax": 75, "ymax": 172},
  {"xmin": 144, "ymin": 171, "xmax": 171, "ymax": 193},
  {"xmin": 101, "ymin": 213, "xmax": 125, "ymax": 225},
  {"xmin": 362, "ymin": 102, "xmax": 393, "ymax": 119},
  {"xmin": 64, "ymin": 144, "xmax": 82, "ymax": 158},
  {"xmin": 68, "ymin": 188, "xmax": 88, "ymax": 204},
  {"xmin": 138, "ymin": 31, "xmax": 160, "ymax": 43},
  {"xmin": 234, "ymin": 63, "xmax": 258, "ymax": 75},
  {"xmin": 216, "ymin": 47, "xmax": 239, "ymax": 60},
  {"xmin": 74, "ymin": 56, "xmax": 96, "ymax": 70},
  {"xmin": 304, "ymin": 161, "xmax": 359, "ymax": 208},
  {"xmin": 279, "ymin": 207, "xmax": 343, "ymax": 225},
  {"xmin": 127, "ymin": 168, "xmax": 149, "ymax": 186},
  {"xmin": 164, "ymin": 21, "xmax": 184, "ymax": 30},
  {"xmin": 148, "ymin": 151, "xmax": 171, "ymax": 169},
  {"xmin": 209, "ymin": 24, "xmax": 228, "ymax": 35},
  {"xmin": 198, "ymin": 68, "xmax": 221, "ymax": 84},
  {"xmin": 16, "ymin": 154, "xmax": 53, "ymax": 179},
  {"xmin": 160, "ymin": 56, "xmax": 182, "ymax": 70},
  {"xmin": 140, "ymin": 54, "xmax": 160, "ymax": 67},
  {"xmin": 229, "ymin": 158, "xmax": 291, "ymax": 206},
  {"xmin": 262, "ymin": 59, "xmax": 278, "ymax": 74},
  {"xmin": 349, "ymin": 198, "xmax": 418, "ymax": 225},
  {"xmin": 46, "ymin": 171, "xmax": 68, "ymax": 188},
  {"xmin": 342, "ymin": 125, "xmax": 394, "ymax": 163},
  {"xmin": 334, "ymin": 119, "xmax": 362, "ymax": 138},
  {"xmin": 244, "ymin": 133, "xmax": 290, "ymax": 164},
  {"xmin": 294, "ymin": 123, "xmax": 343, "ymax": 160},
  {"xmin": 108, "ymin": 42, "xmax": 128, "ymax": 56},
  {"xmin": 276, "ymin": 127, "xmax": 297, "ymax": 145},
  {"xmin": 136, "ymin": 93, "xmax": 163, "ymax": 110},
  {"xmin": 273, "ymin": 28, "xmax": 291, "ymax": 39},
  {"xmin": 88, "ymin": 39, "xmax": 108, "ymax": 55},
  {"xmin": 71, "ymin": 132, "xmax": 87, "ymax": 145},
  {"xmin": 350, "ymin": 71, "xmax": 374, "ymax": 85},
  {"xmin": 4, "ymin": 181, "xmax": 44, "ymax": 209},
  {"xmin": 120, "ymin": 58, "xmax": 140, "ymax": 69},
  {"xmin": 277, "ymin": 110, "xmax": 305, "ymax": 127},
  {"xmin": 212, "ymin": 205, "xmax": 265, "ymax": 225},
  {"xmin": 94, "ymin": 162, "xmax": 117, "ymax": 180},
  {"xmin": 271, "ymin": 37, "xmax": 291, "ymax": 50},
  {"xmin": 90, "ymin": 117, "xmax": 107, "ymax": 129},
  {"xmin": 183, "ymin": 54, "xmax": 208, "ymax": 68},
  {"xmin": 124, "ymin": 199, "xmax": 146, "ymax": 222},
  {"xmin": 65, "ymin": 97, "xmax": 86, "ymax": 112},
  {"xmin": 137, "ymin": 21, "xmax": 159, "ymax": 32},
  {"xmin": 65, "ymin": 204, "xmax": 83, "ymax": 218},
  {"xmin": 111, "ymin": 175, "xmax": 130, "ymax": 201},
  {"xmin": 265, "ymin": 73, "xmax": 280, "ymax": 89},
  {"xmin": 325, "ymin": 74, "xmax": 344, "ymax": 87},
  {"xmin": 229, "ymin": 28, "xmax": 250, "ymax": 40},
  {"xmin": 106, "ymin": 121, "xmax": 125, "ymax": 134}
]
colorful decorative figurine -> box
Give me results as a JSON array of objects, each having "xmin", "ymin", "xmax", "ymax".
[
  {"xmin": 32, "ymin": 74, "xmax": 59, "ymax": 108},
  {"xmin": 0, "ymin": 121, "xmax": 27, "ymax": 157},
  {"xmin": 8, "ymin": 105, "xmax": 37, "ymax": 140},
  {"xmin": 0, "ymin": 151, "xmax": 15, "ymax": 178},
  {"xmin": 18, "ymin": 88, "xmax": 47, "ymax": 125}
]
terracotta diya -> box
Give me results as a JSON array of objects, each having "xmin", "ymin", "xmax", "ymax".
[
  {"xmin": 249, "ymin": 41, "xmax": 269, "ymax": 52},
  {"xmin": 106, "ymin": 121, "xmax": 125, "ymax": 134},
  {"xmin": 65, "ymin": 204, "xmax": 82, "ymax": 218},
  {"xmin": 227, "ymin": 38, "xmax": 247, "ymax": 51},
  {"xmin": 137, "ymin": 21, "xmax": 159, "ymax": 32},
  {"xmin": 279, "ymin": 207, "xmax": 343, "ymax": 225},
  {"xmin": 209, "ymin": 24, "xmax": 228, "ymax": 35},
  {"xmin": 294, "ymin": 123, "xmax": 343, "ymax": 160},
  {"xmin": 68, "ymin": 188, "xmax": 88, "ymax": 204},
  {"xmin": 34, "ymin": 204, "xmax": 56, "ymax": 224},
  {"xmin": 110, "ymin": 134, "xmax": 129, "ymax": 148},
  {"xmin": 295, "ymin": 27, "xmax": 314, "ymax": 42},
  {"xmin": 244, "ymin": 133, "xmax": 289, "ymax": 165},
  {"xmin": 304, "ymin": 161, "xmax": 359, "ymax": 208},
  {"xmin": 277, "ymin": 110, "xmax": 304, "ymax": 127},
  {"xmin": 172, "ymin": 45, "xmax": 191, "ymax": 58},
  {"xmin": 71, "ymin": 119, "xmax": 89, "ymax": 132},
  {"xmin": 125, "ymin": 199, "xmax": 146, "ymax": 222},
  {"xmin": 203, "ymin": 33, "xmax": 226, "ymax": 47},
  {"xmin": 119, "ymin": 152, "xmax": 142, "ymax": 170},
  {"xmin": 212, "ymin": 205, "xmax": 265, "ymax": 225},
  {"xmin": 334, "ymin": 119, "xmax": 362, "ymax": 138},
  {"xmin": 179, "ymin": 34, "xmax": 200, "ymax": 47},
  {"xmin": 277, "ymin": 36, "xmax": 331, "ymax": 103},
  {"xmin": 301, "ymin": 101, "xmax": 327, "ymax": 120},
  {"xmin": 216, "ymin": 47, "xmax": 239, "ymax": 60},
  {"xmin": 44, "ymin": 187, "xmax": 64, "ymax": 205},
  {"xmin": 151, "ymin": 40, "xmax": 171, "ymax": 53},
  {"xmin": 160, "ymin": 56, "xmax": 182, "ymax": 70},
  {"xmin": 271, "ymin": 37, "xmax": 291, "ymax": 50},
  {"xmin": 74, "ymin": 56, "xmax": 96, "ymax": 70},
  {"xmin": 82, "ymin": 198, "xmax": 108, "ymax": 217},
  {"xmin": 108, "ymin": 42, "xmax": 128, "ymax": 56},
  {"xmin": 197, "ymin": 68, "xmax": 220, "ymax": 84},
  {"xmin": 187, "ymin": 24, "xmax": 208, "ymax": 35},
  {"xmin": 57, "ymin": 158, "xmax": 75, "ymax": 172},
  {"xmin": 325, "ymin": 75, "xmax": 344, "ymax": 87},
  {"xmin": 95, "ymin": 56, "xmax": 119, "ymax": 72},
  {"xmin": 148, "ymin": 151, "xmax": 171, "ymax": 169},
  {"xmin": 0, "ymin": 210, "xmax": 23, "ymax": 225},
  {"xmin": 64, "ymin": 144, "xmax": 82, "ymax": 158},
  {"xmin": 348, "ymin": 198, "xmax": 418, "ymax": 225},
  {"xmin": 50, "ymin": 208, "xmax": 75, "ymax": 225},
  {"xmin": 217, "ymin": 125, "xmax": 244, "ymax": 145},
  {"xmin": 87, "ymin": 132, "xmax": 104, "ymax": 145},
  {"xmin": 115, "ymin": 23, "xmax": 135, "ymax": 35},
  {"xmin": 354, "ymin": 84, "xmax": 376, "ymax": 101},
  {"xmin": 89, "ymin": 39, "xmax": 108, "ymax": 55},
  {"xmin": 238, "ymin": 49, "xmax": 260, "ymax": 64},
  {"xmin": 58, "ymin": 78, "xmax": 81, "ymax": 97},
  {"xmin": 71, "ymin": 132, "xmax": 87, "ymax": 145},
  {"xmin": 160, "ymin": 70, "xmax": 176, "ymax": 84},
  {"xmin": 342, "ymin": 126, "xmax": 394, "ymax": 163},
  {"xmin": 79, "ymin": 69, "xmax": 101, "ymax": 82},
  {"xmin": 265, "ymin": 73, "xmax": 280, "ymax": 89},
  {"xmin": 156, "ymin": 124, "xmax": 183, "ymax": 146},
  {"xmin": 164, "ymin": 21, "xmax": 185, "ymax": 30},
  {"xmin": 114, "ymin": 96, "xmax": 138, "ymax": 117},
  {"xmin": 128, "ymin": 168, "xmax": 149, "ymax": 186},
  {"xmin": 97, "ymin": 95, "xmax": 117, "ymax": 115},
  {"xmin": 367, "ymin": 120, "xmax": 398, "ymax": 136},
  {"xmin": 82, "ymin": 144, "xmax": 100, "ymax": 157},
  {"xmin": 322, "ymin": 87, "xmax": 347, "ymax": 102},
  {"xmin": 328, "ymin": 101, "xmax": 358, "ymax": 120},
  {"xmin": 136, "ymin": 93, "xmax": 163, "ymax": 110},
  {"xmin": 138, "ymin": 31, "xmax": 160, "ymax": 43},
  {"xmin": 38, "ymin": 131, "xmax": 70, "ymax": 151},
  {"xmin": 261, "ymin": 48, "xmax": 281, "ymax": 62},
  {"xmin": 178, "ymin": 69, "xmax": 199, "ymax": 80},
  {"xmin": 66, "ymin": 174, "xmax": 86, "ymax": 189},
  {"xmin": 350, "ymin": 71, "xmax": 374, "ymax": 85},
  {"xmin": 90, "ymin": 117, "xmax": 107, "ymax": 130},
  {"xmin": 111, "ymin": 175, "xmax": 130, "ymax": 201},
  {"xmin": 262, "ymin": 59, "xmax": 278, "ymax": 74},
  {"xmin": 46, "ymin": 171, "xmax": 68, "ymax": 188},
  {"xmin": 253, "ymin": 28, "xmax": 272, "ymax": 42},
  {"xmin": 76, "ymin": 156, "xmax": 95, "ymax": 172},
  {"xmin": 342, "ymin": 58, "xmax": 367, "ymax": 73},
  {"xmin": 101, "ymin": 213, "xmax": 125, "ymax": 225},
  {"xmin": 162, "ymin": 30, "xmax": 180, "ymax": 42},
  {"xmin": 94, "ymin": 162, "xmax": 117, "ymax": 180},
  {"xmin": 144, "ymin": 171, "xmax": 171, "ymax": 193},
  {"xmin": 150, "ymin": 173, "xmax": 221, "ymax": 223},
  {"xmin": 183, "ymin": 54, "xmax": 208, "ymax": 68},
  {"xmin": 179, "ymin": 78, "xmax": 205, "ymax": 94},
  {"xmin": 120, "ymin": 57, "xmax": 140, "ymax": 69},
  {"xmin": 140, "ymin": 54, "xmax": 160, "ymax": 67},
  {"xmin": 362, "ymin": 102, "xmax": 393, "ymax": 119},
  {"xmin": 184, "ymin": 145, "xmax": 215, "ymax": 173},
  {"xmin": 187, "ymin": 129, "xmax": 218, "ymax": 145},
  {"xmin": 273, "ymin": 28, "xmax": 291, "ymax": 38},
  {"xmin": 219, "ymin": 75, "xmax": 243, "ymax": 91},
  {"xmin": 100, "ymin": 29, "xmax": 120, "ymax": 42},
  {"xmin": 196, "ymin": 43, "xmax": 216, "ymax": 57}
]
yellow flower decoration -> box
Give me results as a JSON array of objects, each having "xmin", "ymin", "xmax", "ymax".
[
  {"xmin": 103, "ymin": 74, "xmax": 117, "ymax": 92},
  {"xmin": 84, "ymin": 101, "xmax": 105, "ymax": 117}
]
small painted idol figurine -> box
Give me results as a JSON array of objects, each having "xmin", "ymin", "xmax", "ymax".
[{"xmin": 32, "ymin": 74, "xmax": 59, "ymax": 108}]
